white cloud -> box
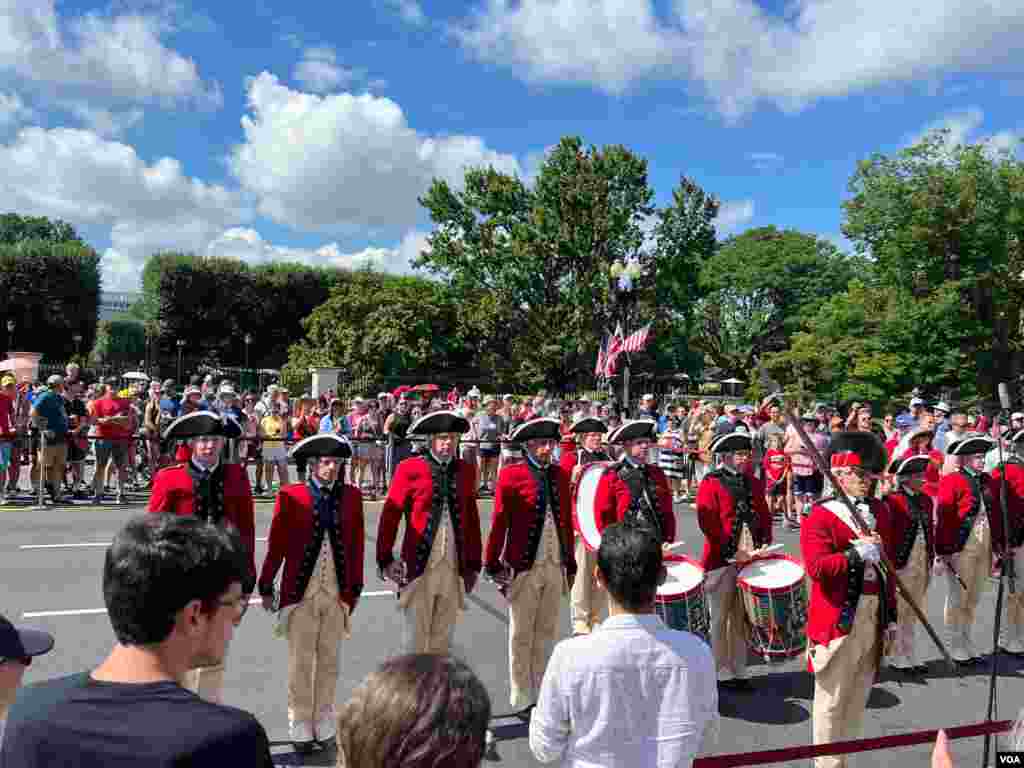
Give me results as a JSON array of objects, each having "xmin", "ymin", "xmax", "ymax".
[
  {"xmin": 748, "ymin": 152, "xmax": 783, "ymax": 171},
  {"xmin": 909, "ymin": 107, "xmax": 1020, "ymax": 158},
  {"xmin": 0, "ymin": 91, "xmax": 33, "ymax": 127},
  {"xmin": 457, "ymin": 0, "xmax": 1024, "ymax": 117},
  {"xmin": 987, "ymin": 130, "xmax": 1021, "ymax": 156},
  {"xmin": 63, "ymin": 103, "xmax": 144, "ymax": 138},
  {"xmin": 0, "ymin": 126, "xmax": 245, "ymax": 291},
  {"xmin": 229, "ymin": 72, "xmax": 521, "ymax": 233},
  {"xmin": 383, "ymin": 0, "xmax": 426, "ymax": 26},
  {"xmin": 0, "ymin": 0, "xmax": 220, "ymax": 108},
  {"xmin": 716, "ymin": 199, "xmax": 755, "ymax": 234},
  {"xmin": 293, "ymin": 46, "xmax": 359, "ymax": 93}
]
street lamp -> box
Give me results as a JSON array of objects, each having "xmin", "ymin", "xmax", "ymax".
[
  {"xmin": 608, "ymin": 257, "xmax": 643, "ymax": 417},
  {"xmin": 244, "ymin": 333, "xmax": 252, "ymax": 389},
  {"xmin": 72, "ymin": 333, "xmax": 83, "ymax": 359},
  {"xmin": 176, "ymin": 339, "xmax": 186, "ymax": 383},
  {"xmin": 5, "ymin": 319, "xmax": 14, "ymax": 353}
]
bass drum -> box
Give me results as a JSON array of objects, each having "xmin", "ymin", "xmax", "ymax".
[{"xmin": 573, "ymin": 461, "xmax": 617, "ymax": 553}]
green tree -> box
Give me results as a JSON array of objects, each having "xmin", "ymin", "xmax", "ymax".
[
  {"xmin": 92, "ymin": 318, "xmax": 146, "ymax": 364},
  {"xmin": 691, "ymin": 227, "xmax": 861, "ymax": 379},
  {"xmin": 0, "ymin": 213, "xmax": 82, "ymax": 246},
  {"xmin": 417, "ymin": 136, "xmax": 655, "ymax": 390},
  {"xmin": 842, "ymin": 130, "xmax": 1024, "ymax": 396}
]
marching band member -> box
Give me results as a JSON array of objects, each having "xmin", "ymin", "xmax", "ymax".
[
  {"xmin": 486, "ymin": 418, "xmax": 576, "ymax": 715},
  {"xmin": 879, "ymin": 454, "xmax": 934, "ymax": 672},
  {"xmin": 258, "ymin": 433, "xmax": 364, "ymax": 753},
  {"xmin": 801, "ymin": 432, "xmax": 897, "ymax": 768},
  {"xmin": 147, "ymin": 411, "xmax": 255, "ymax": 704},
  {"xmin": 560, "ymin": 416, "xmax": 610, "ymax": 636},
  {"xmin": 696, "ymin": 432, "xmax": 772, "ymax": 689},
  {"xmin": 991, "ymin": 429, "xmax": 1024, "ymax": 656},
  {"xmin": 377, "ymin": 411, "xmax": 483, "ymax": 654},
  {"xmin": 935, "ymin": 432, "xmax": 996, "ymax": 663},
  {"xmin": 593, "ymin": 420, "xmax": 676, "ymax": 545}
]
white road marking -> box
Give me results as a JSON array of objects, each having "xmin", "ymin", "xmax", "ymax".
[
  {"xmin": 23, "ymin": 590, "xmax": 395, "ymax": 619},
  {"xmin": 20, "ymin": 537, "xmax": 269, "ymax": 550}
]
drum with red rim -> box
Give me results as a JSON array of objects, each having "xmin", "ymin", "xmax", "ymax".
[
  {"xmin": 573, "ymin": 461, "xmax": 617, "ymax": 552},
  {"xmin": 736, "ymin": 553, "xmax": 808, "ymax": 660},
  {"xmin": 655, "ymin": 554, "xmax": 709, "ymax": 643}
]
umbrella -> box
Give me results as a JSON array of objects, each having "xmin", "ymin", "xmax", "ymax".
[
  {"xmin": 722, "ymin": 377, "xmax": 744, "ymax": 385},
  {"xmin": 412, "ymin": 383, "xmax": 440, "ymax": 392},
  {"xmin": 122, "ymin": 371, "xmax": 149, "ymax": 381}
]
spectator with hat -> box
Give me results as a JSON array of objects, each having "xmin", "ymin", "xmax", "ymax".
[
  {"xmin": 29, "ymin": 374, "xmax": 69, "ymax": 504},
  {"xmin": 475, "ymin": 395, "xmax": 504, "ymax": 495},
  {"xmin": 0, "ymin": 614, "xmax": 54, "ymax": 746},
  {"xmin": 931, "ymin": 401, "xmax": 953, "ymax": 452},
  {"xmin": 383, "ymin": 395, "xmax": 413, "ymax": 483},
  {"xmin": 260, "ymin": 398, "xmax": 290, "ymax": 491}
]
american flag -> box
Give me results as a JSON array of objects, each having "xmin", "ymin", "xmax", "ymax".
[
  {"xmin": 594, "ymin": 337, "xmax": 606, "ymax": 378},
  {"xmin": 604, "ymin": 324, "xmax": 624, "ymax": 377},
  {"xmin": 622, "ymin": 323, "xmax": 653, "ymax": 353}
]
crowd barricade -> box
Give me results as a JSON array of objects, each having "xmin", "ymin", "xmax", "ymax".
[{"xmin": 693, "ymin": 719, "xmax": 1014, "ymax": 767}]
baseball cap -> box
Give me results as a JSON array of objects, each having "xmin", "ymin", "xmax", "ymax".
[
  {"xmin": 46, "ymin": 374, "xmax": 64, "ymax": 386},
  {"xmin": 895, "ymin": 413, "xmax": 917, "ymax": 429},
  {"xmin": 0, "ymin": 613, "xmax": 54, "ymax": 660},
  {"xmin": 909, "ymin": 397, "xmax": 925, "ymax": 408},
  {"xmin": 0, "ymin": 375, "xmax": 14, "ymax": 387},
  {"xmin": 933, "ymin": 401, "xmax": 952, "ymax": 414}
]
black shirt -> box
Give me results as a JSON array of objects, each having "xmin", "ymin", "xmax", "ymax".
[{"xmin": 1, "ymin": 672, "xmax": 274, "ymax": 768}]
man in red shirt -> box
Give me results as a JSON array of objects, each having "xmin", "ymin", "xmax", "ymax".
[
  {"xmin": 0, "ymin": 375, "xmax": 16, "ymax": 503},
  {"xmin": 89, "ymin": 378, "xmax": 132, "ymax": 503}
]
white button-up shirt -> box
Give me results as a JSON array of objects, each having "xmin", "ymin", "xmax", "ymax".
[{"xmin": 529, "ymin": 613, "xmax": 719, "ymax": 768}]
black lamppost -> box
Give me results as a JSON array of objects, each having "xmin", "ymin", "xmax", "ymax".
[
  {"xmin": 5, "ymin": 319, "xmax": 14, "ymax": 353},
  {"xmin": 244, "ymin": 333, "xmax": 252, "ymax": 389},
  {"xmin": 72, "ymin": 333, "xmax": 83, "ymax": 360},
  {"xmin": 176, "ymin": 339, "xmax": 186, "ymax": 382},
  {"xmin": 609, "ymin": 258, "xmax": 642, "ymax": 418}
]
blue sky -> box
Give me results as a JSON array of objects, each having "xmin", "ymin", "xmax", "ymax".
[{"xmin": 1, "ymin": 0, "xmax": 1021, "ymax": 291}]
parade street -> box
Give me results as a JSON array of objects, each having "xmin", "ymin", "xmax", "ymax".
[{"xmin": 3, "ymin": 491, "xmax": 1022, "ymax": 767}]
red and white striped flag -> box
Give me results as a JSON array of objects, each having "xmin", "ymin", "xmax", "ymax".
[
  {"xmin": 622, "ymin": 323, "xmax": 653, "ymax": 353},
  {"xmin": 604, "ymin": 324, "xmax": 624, "ymax": 377},
  {"xmin": 594, "ymin": 337, "xmax": 606, "ymax": 378}
]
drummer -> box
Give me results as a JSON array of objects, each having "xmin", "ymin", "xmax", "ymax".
[
  {"xmin": 695, "ymin": 432, "xmax": 772, "ymax": 690},
  {"xmin": 560, "ymin": 416, "xmax": 610, "ymax": 636}
]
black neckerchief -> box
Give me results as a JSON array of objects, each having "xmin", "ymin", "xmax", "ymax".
[
  {"xmin": 291, "ymin": 480, "xmax": 348, "ymax": 602},
  {"xmin": 709, "ymin": 467, "xmax": 766, "ymax": 562},
  {"xmin": 413, "ymin": 453, "xmax": 462, "ymax": 573},
  {"xmin": 892, "ymin": 490, "xmax": 933, "ymax": 568},
  {"xmin": 616, "ymin": 460, "xmax": 664, "ymax": 541},
  {"xmin": 959, "ymin": 468, "xmax": 992, "ymax": 551},
  {"xmin": 187, "ymin": 461, "xmax": 225, "ymax": 524},
  {"xmin": 579, "ymin": 448, "xmax": 609, "ymax": 466}
]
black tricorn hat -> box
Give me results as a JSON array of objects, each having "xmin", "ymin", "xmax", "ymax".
[
  {"xmin": 827, "ymin": 431, "xmax": 887, "ymax": 473},
  {"xmin": 887, "ymin": 453, "xmax": 930, "ymax": 476},
  {"xmin": 571, "ymin": 416, "xmax": 607, "ymax": 435},
  {"xmin": 162, "ymin": 411, "xmax": 226, "ymax": 441},
  {"xmin": 608, "ymin": 419, "xmax": 657, "ymax": 445},
  {"xmin": 510, "ymin": 417, "xmax": 561, "ymax": 443},
  {"xmin": 947, "ymin": 433, "xmax": 995, "ymax": 456},
  {"xmin": 290, "ymin": 433, "xmax": 353, "ymax": 461},
  {"xmin": 710, "ymin": 432, "xmax": 752, "ymax": 454},
  {"xmin": 408, "ymin": 410, "xmax": 470, "ymax": 436}
]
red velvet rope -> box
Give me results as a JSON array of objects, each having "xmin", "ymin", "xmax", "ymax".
[{"xmin": 693, "ymin": 719, "xmax": 1014, "ymax": 768}]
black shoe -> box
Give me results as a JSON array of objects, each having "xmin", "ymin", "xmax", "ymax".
[
  {"xmin": 515, "ymin": 705, "xmax": 535, "ymax": 722},
  {"xmin": 293, "ymin": 740, "xmax": 316, "ymax": 755}
]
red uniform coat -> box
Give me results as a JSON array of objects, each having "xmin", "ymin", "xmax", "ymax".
[
  {"xmin": 148, "ymin": 463, "xmax": 256, "ymax": 583},
  {"xmin": 935, "ymin": 470, "xmax": 996, "ymax": 556},
  {"xmin": 593, "ymin": 461, "xmax": 676, "ymax": 543},
  {"xmin": 696, "ymin": 469, "xmax": 773, "ymax": 571},
  {"xmin": 989, "ymin": 460, "xmax": 1024, "ymax": 556},
  {"xmin": 800, "ymin": 498, "xmax": 898, "ymax": 650},
  {"xmin": 257, "ymin": 483, "xmax": 365, "ymax": 612},
  {"xmin": 485, "ymin": 462, "xmax": 576, "ymax": 577},
  {"xmin": 878, "ymin": 491, "xmax": 935, "ymax": 568},
  {"xmin": 377, "ymin": 455, "xmax": 482, "ymax": 584}
]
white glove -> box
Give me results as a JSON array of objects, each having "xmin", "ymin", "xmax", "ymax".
[
  {"xmin": 852, "ymin": 540, "xmax": 881, "ymax": 564},
  {"xmin": 932, "ymin": 556, "xmax": 947, "ymax": 576}
]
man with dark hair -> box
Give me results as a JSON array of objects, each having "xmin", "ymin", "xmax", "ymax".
[
  {"xmin": 1, "ymin": 515, "xmax": 273, "ymax": 767},
  {"xmin": 338, "ymin": 654, "xmax": 491, "ymax": 768},
  {"xmin": 530, "ymin": 522, "xmax": 718, "ymax": 766}
]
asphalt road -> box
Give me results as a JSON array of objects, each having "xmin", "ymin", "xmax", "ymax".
[{"xmin": 3, "ymin": 484, "xmax": 1023, "ymax": 767}]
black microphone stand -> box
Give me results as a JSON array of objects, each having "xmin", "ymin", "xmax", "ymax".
[{"xmin": 982, "ymin": 409, "xmax": 1016, "ymax": 768}]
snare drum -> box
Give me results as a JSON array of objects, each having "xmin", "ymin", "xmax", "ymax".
[
  {"xmin": 736, "ymin": 554, "xmax": 808, "ymax": 660},
  {"xmin": 656, "ymin": 555, "xmax": 710, "ymax": 643},
  {"xmin": 573, "ymin": 461, "xmax": 618, "ymax": 552}
]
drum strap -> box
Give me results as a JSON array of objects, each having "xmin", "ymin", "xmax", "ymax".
[
  {"xmin": 616, "ymin": 462, "xmax": 664, "ymax": 541},
  {"xmin": 523, "ymin": 461, "xmax": 569, "ymax": 571},
  {"xmin": 893, "ymin": 492, "xmax": 932, "ymax": 569},
  {"xmin": 713, "ymin": 469, "xmax": 766, "ymax": 562},
  {"xmin": 958, "ymin": 469, "xmax": 990, "ymax": 552},
  {"xmin": 413, "ymin": 455, "xmax": 462, "ymax": 574},
  {"xmin": 187, "ymin": 461, "xmax": 226, "ymax": 525}
]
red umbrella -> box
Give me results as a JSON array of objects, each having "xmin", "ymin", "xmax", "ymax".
[
  {"xmin": 412, "ymin": 383, "xmax": 440, "ymax": 392},
  {"xmin": 392, "ymin": 385, "xmax": 413, "ymax": 397}
]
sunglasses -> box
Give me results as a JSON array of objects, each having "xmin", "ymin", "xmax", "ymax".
[{"xmin": 0, "ymin": 655, "xmax": 32, "ymax": 666}]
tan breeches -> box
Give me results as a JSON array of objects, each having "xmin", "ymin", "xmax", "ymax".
[
  {"xmin": 287, "ymin": 591, "xmax": 350, "ymax": 723},
  {"xmin": 943, "ymin": 515, "xmax": 991, "ymax": 629},
  {"xmin": 569, "ymin": 535, "xmax": 604, "ymax": 634},
  {"xmin": 508, "ymin": 560, "xmax": 564, "ymax": 709},
  {"xmin": 706, "ymin": 566, "xmax": 748, "ymax": 680},
  {"xmin": 893, "ymin": 536, "xmax": 930, "ymax": 662},
  {"xmin": 401, "ymin": 560, "xmax": 464, "ymax": 654},
  {"xmin": 811, "ymin": 594, "xmax": 880, "ymax": 768}
]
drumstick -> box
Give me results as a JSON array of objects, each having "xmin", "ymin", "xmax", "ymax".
[
  {"xmin": 663, "ymin": 541, "xmax": 686, "ymax": 552},
  {"xmin": 727, "ymin": 543, "xmax": 784, "ymax": 564}
]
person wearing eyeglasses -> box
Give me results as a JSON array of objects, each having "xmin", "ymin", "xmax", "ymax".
[
  {"xmin": 147, "ymin": 411, "xmax": 255, "ymax": 704},
  {"xmin": 801, "ymin": 432, "xmax": 897, "ymax": 768},
  {"xmin": 258, "ymin": 434, "xmax": 365, "ymax": 753},
  {"xmin": 0, "ymin": 615, "xmax": 54, "ymax": 747},
  {"xmin": 696, "ymin": 431, "xmax": 772, "ymax": 690},
  {"xmin": 0, "ymin": 516, "xmax": 273, "ymax": 767}
]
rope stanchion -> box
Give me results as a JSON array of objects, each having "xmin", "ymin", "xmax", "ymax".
[{"xmin": 693, "ymin": 719, "xmax": 1014, "ymax": 768}]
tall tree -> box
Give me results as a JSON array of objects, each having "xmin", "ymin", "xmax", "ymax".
[
  {"xmin": 0, "ymin": 213, "xmax": 82, "ymax": 246},
  {"xmin": 417, "ymin": 136, "xmax": 655, "ymax": 390},
  {"xmin": 842, "ymin": 130, "xmax": 1024, "ymax": 396},
  {"xmin": 691, "ymin": 227, "xmax": 861, "ymax": 378}
]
